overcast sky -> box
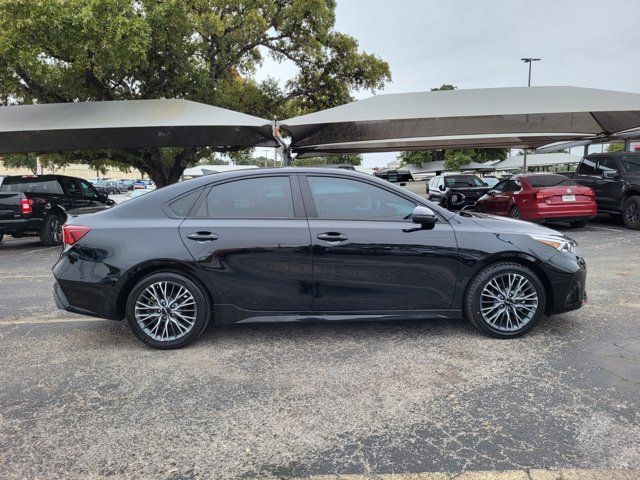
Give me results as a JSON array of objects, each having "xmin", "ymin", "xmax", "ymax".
[{"xmin": 257, "ymin": 0, "xmax": 640, "ymax": 168}]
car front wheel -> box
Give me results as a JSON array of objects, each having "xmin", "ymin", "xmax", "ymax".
[
  {"xmin": 126, "ymin": 272, "xmax": 211, "ymax": 349},
  {"xmin": 464, "ymin": 262, "xmax": 546, "ymax": 338}
]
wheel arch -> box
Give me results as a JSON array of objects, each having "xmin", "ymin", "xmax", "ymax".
[
  {"xmin": 462, "ymin": 253, "xmax": 554, "ymax": 315},
  {"xmin": 115, "ymin": 260, "xmax": 214, "ymax": 320},
  {"xmin": 620, "ymin": 188, "xmax": 640, "ymax": 209}
]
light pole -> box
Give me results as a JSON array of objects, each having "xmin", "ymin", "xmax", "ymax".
[{"xmin": 521, "ymin": 58, "xmax": 541, "ymax": 172}]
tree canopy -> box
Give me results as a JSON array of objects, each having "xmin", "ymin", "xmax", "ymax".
[
  {"xmin": 293, "ymin": 153, "xmax": 362, "ymax": 167},
  {"xmin": 0, "ymin": 0, "xmax": 390, "ymax": 185},
  {"xmin": 396, "ymin": 84, "xmax": 509, "ymax": 171}
]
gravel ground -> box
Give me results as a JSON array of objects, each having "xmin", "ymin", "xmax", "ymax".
[{"xmin": 0, "ymin": 207, "xmax": 639, "ymax": 479}]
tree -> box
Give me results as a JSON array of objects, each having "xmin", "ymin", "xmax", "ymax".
[
  {"xmin": 293, "ymin": 153, "xmax": 362, "ymax": 167},
  {"xmin": 3, "ymin": 152, "xmax": 70, "ymax": 174},
  {"xmin": 0, "ymin": 1, "xmax": 390, "ymax": 186},
  {"xmin": 396, "ymin": 85, "xmax": 509, "ymax": 170},
  {"xmin": 607, "ymin": 143, "xmax": 625, "ymax": 153}
]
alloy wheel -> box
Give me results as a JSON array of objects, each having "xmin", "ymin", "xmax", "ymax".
[
  {"xmin": 51, "ymin": 218, "xmax": 63, "ymax": 244},
  {"xmin": 625, "ymin": 200, "xmax": 639, "ymax": 225},
  {"xmin": 480, "ymin": 273, "xmax": 539, "ymax": 332},
  {"xmin": 134, "ymin": 281, "xmax": 197, "ymax": 342}
]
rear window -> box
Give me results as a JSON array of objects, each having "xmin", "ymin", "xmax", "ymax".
[
  {"xmin": 0, "ymin": 177, "xmax": 63, "ymax": 194},
  {"xmin": 525, "ymin": 174, "xmax": 578, "ymax": 188}
]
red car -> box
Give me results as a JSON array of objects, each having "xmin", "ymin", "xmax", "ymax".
[{"xmin": 475, "ymin": 173, "xmax": 597, "ymax": 227}]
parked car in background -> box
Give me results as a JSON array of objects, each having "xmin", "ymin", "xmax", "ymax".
[
  {"xmin": 475, "ymin": 173, "xmax": 597, "ymax": 228},
  {"xmin": 0, "ymin": 175, "xmax": 114, "ymax": 245},
  {"xmin": 374, "ymin": 169, "xmax": 413, "ymax": 183},
  {"xmin": 133, "ymin": 180, "xmax": 148, "ymax": 189},
  {"xmin": 426, "ymin": 174, "xmax": 491, "ymax": 210},
  {"xmin": 117, "ymin": 179, "xmax": 135, "ymax": 191},
  {"xmin": 122, "ymin": 189, "xmax": 153, "ymax": 202},
  {"xmin": 481, "ymin": 176, "xmax": 500, "ymax": 188},
  {"xmin": 53, "ymin": 168, "xmax": 587, "ymax": 349},
  {"xmin": 566, "ymin": 152, "xmax": 640, "ymax": 229}
]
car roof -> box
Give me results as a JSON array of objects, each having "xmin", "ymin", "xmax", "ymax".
[{"xmin": 585, "ymin": 152, "xmax": 640, "ymax": 158}]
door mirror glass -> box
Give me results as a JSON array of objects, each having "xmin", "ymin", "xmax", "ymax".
[
  {"xmin": 602, "ymin": 170, "xmax": 620, "ymax": 180},
  {"xmin": 411, "ymin": 206, "xmax": 438, "ymax": 226}
]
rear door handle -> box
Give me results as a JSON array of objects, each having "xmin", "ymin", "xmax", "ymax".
[
  {"xmin": 316, "ymin": 232, "xmax": 348, "ymax": 242},
  {"xmin": 186, "ymin": 231, "xmax": 219, "ymax": 242}
]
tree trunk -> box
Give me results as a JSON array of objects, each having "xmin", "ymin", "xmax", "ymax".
[{"xmin": 140, "ymin": 147, "xmax": 198, "ymax": 187}]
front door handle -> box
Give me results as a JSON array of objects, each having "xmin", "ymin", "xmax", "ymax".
[
  {"xmin": 186, "ymin": 231, "xmax": 219, "ymax": 242},
  {"xmin": 316, "ymin": 232, "xmax": 348, "ymax": 242}
]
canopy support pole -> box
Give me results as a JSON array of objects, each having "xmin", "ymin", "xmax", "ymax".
[{"xmin": 272, "ymin": 121, "xmax": 292, "ymax": 166}]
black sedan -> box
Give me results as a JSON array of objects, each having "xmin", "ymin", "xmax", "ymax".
[{"xmin": 53, "ymin": 168, "xmax": 587, "ymax": 349}]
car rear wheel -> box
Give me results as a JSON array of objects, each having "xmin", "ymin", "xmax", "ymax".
[
  {"xmin": 40, "ymin": 213, "xmax": 65, "ymax": 246},
  {"xmin": 509, "ymin": 206, "xmax": 521, "ymax": 219},
  {"xmin": 622, "ymin": 195, "xmax": 640, "ymax": 230},
  {"xmin": 126, "ymin": 272, "xmax": 211, "ymax": 349},
  {"xmin": 570, "ymin": 220, "xmax": 588, "ymax": 228},
  {"xmin": 464, "ymin": 262, "xmax": 546, "ymax": 338}
]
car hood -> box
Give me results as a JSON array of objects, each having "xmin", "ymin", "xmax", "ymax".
[{"xmin": 459, "ymin": 211, "xmax": 563, "ymax": 237}]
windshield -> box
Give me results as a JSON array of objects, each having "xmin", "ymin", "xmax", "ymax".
[
  {"xmin": 444, "ymin": 175, "xmax": 486, "ymax": 187},
  {"xmin": 525, "ymin": 174, "xmax": 578, "ymax": 188}
]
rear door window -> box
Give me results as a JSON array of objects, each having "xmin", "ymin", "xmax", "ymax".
[{"xmin": 198, "ymin": 176, "xmax": 294, "ymax": 218}]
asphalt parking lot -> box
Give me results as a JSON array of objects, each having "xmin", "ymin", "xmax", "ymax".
[{"xmin": 1, "ymin": 211, "xmax": 639, "ymax": 478}]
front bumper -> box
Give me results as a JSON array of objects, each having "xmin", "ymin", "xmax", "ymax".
[{"xmin": 541, "ymin": 253, "xmax": 588, "ymax": 315}]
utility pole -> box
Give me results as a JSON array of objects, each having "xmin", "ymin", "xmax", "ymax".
[{"xmin": 521, "ymin": 58, "xmax": 541, "ymax": 173}]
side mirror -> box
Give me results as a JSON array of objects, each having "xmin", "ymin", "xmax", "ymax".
[
  {"xmin": 411, "ymin": 206, "xmax": 438, "ymax": 227},
  {"xmin": 439, "ymin": 184, "xmax": 445, "ymax": 191},
  {"xmin": 602, "ymin": 170, "xmax": 619, "ymax": 180}
]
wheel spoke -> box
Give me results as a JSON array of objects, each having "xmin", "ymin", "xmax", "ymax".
[
  {"xmin": 134, "ymin": 281, "xmax": 198, "ymax": 342},
  {"xmin": 480, "ymin": 272, "xmax": 539, "ymax": 333}
]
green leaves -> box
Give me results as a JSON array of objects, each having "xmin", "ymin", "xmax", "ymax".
[{"xmin": 0, "ymin": 1, "xmax": 390, "ymax": 185}]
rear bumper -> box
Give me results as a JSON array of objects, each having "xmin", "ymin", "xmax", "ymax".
[
  {"xmin": 0, "ymin": 218, "xmax": 34, "ymax": 234},
  {"xmin": 524, "ymin": 202, "xmax": 597, "ymax": 221}
]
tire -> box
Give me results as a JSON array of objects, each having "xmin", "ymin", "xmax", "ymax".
[
  {"xmin": 126, "ymin": 272, "xmax": 211, "ymax": 349},
  {"xmin": 0, "ymin": 233, "xmax": 3, "ymax": 243},
  {"xmin": 509, "ymin": 206, "xmax": 521, "ymax": 219},
  {"xmin": 570, "ymin": 220, "xmax": 588, "ymax": 228},
  {"xmin": 40, "ymin": 213, "xmax": 65, "ymax": 246},
  {"xmin": 622, "ymin": 195, "xmax": 640, "ymax": 230},
  {"xmin": 464, "ymin": 262, "xmax": 546, "ymax": 338}
]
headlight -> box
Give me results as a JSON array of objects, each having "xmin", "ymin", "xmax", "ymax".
[
  {"xmin": 451, "ymin": 193, "xmax": 466, "ymax": 203},
  {"xmin": 530, "ymin": 234, "xmax": 579, "ymax": 254}
]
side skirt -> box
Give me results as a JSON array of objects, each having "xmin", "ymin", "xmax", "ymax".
[{"xmin": 214, "ymin": 304, "xmax": 463, "ymax": 325}]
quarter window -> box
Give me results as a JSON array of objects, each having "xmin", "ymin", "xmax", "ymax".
[
  {"xmin": 200, "ymin": 176, "xmax": 294, "ymax": 218},
  {"xmin": 307, "ymin": 176, "xmax": 415, "ymax": 221}
]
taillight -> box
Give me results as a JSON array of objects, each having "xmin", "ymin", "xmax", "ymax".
[
  {"xmin": 62, "ymin": 225, "xmax": 91, "ymax": 246},
  {"xmin": 20, "ymin": 198, "xmax": 33, "ymax": 215}
]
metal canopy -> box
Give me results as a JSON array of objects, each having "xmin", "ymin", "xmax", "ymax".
[
  {"xmin": 282, "ymin": 86, "xmax": 640, "ymax": 155},
  {"xmin": 0, "ymin": 99, "xmax": 274, "ymax": 153}
]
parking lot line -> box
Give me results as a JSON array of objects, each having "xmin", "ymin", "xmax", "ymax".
[
  {"xmin": 589, "ymin": 226, "xmax": 626, "ymax": 232},
  {"xmin": 299, "ymin": 468, "xmax": 640, "ymax": 479},
  {"xmin": 0, "ymin": 316, "xmax": 103, "ymax": 326}
]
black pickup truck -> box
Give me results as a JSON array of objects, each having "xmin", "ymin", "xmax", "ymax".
[
  {"xmin": 426, "ymin": 174, "xmax": 491, "ymax": 210},
  {"xmin": 0, "ymin": 175, "xmax": 115, "ymax": 245},
  {"xmin": 566, "ymin": 152, "xmax": 640, "ymax": 229}
]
